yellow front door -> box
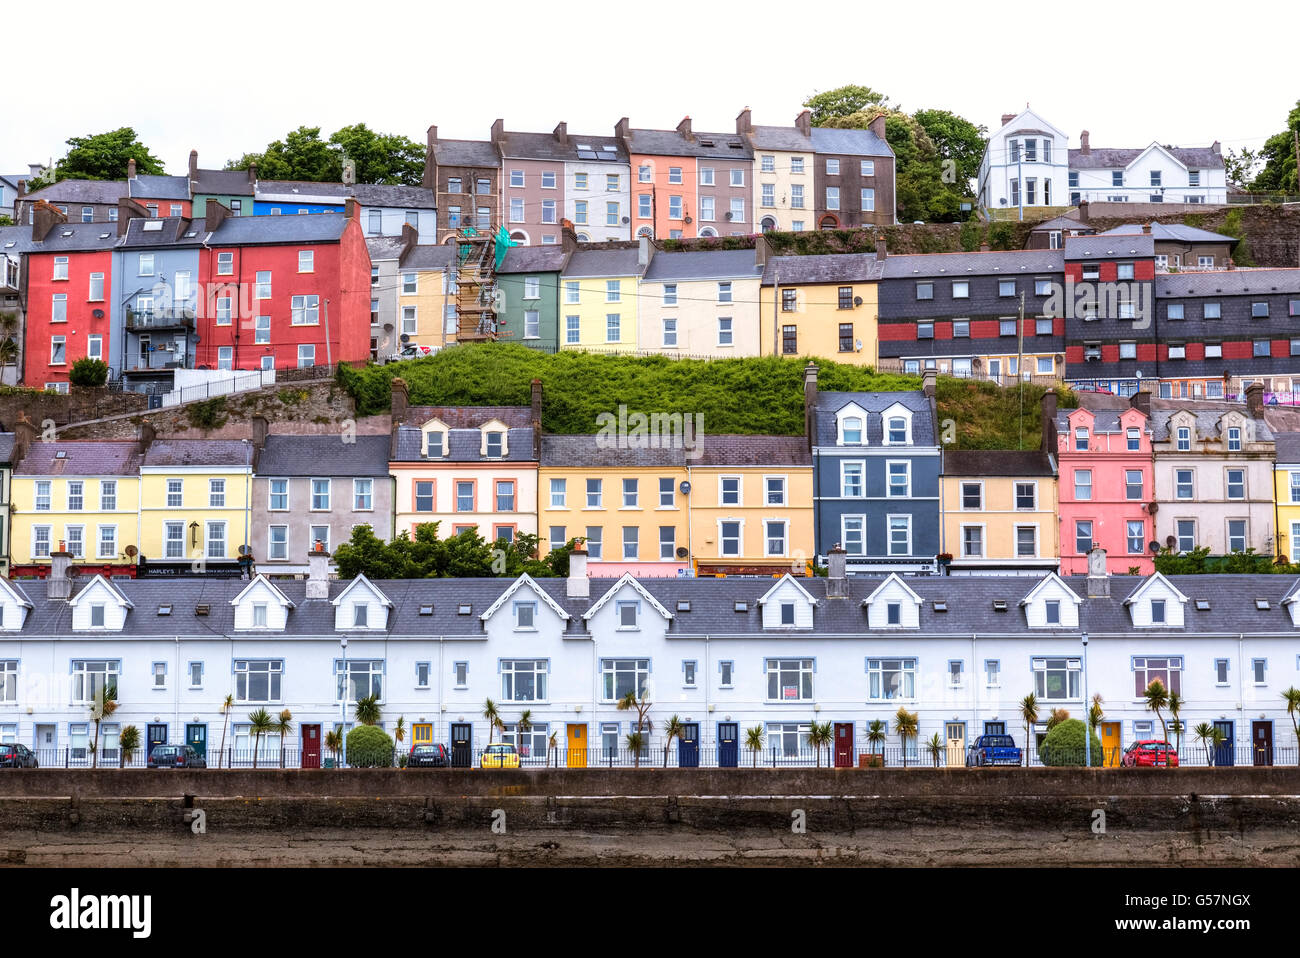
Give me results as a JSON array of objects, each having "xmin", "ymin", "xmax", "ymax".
[
  {"xmin": 412, "ymin": 723, "xmax": 433, "ymax": 746},
  {"xmin": 567, "ymin": 724, "xmax": 587, "ymax": 768},
  {"xmin": 945, "ymin": 722, "xmax": 965, "ymax": 768},
  {"xmin": 1100, "ymin": 722, "xmax": 1121, "ymax": 767}
]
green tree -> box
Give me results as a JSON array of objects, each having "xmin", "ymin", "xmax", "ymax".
[
  {"xmin": 925, "ymin": 732, "xmax": 944, "ymax": 767},
  {"xmin": 1247, "ymin": 100, "xmax": 1299, "ymax": 194},
  {"xmin": 28, "ymin": 127, "xmax": 164, "ymax": 189},
  {"xmin": 617, "ymin": 688, "xmax": 653, "ymax": 767},
  {"xmin": 547, "ymin": 729, "xmax": 559, "ymax": 767},
  {"xmin": 275, "ymin": 709, "xmax": 293, "ymax": 769},
  {"xmin": 894, "ymin": 707, "xmax": 918, "ymax": 767},
  {"xmin": 662, "ymin": 715, "xmax": 684, "ymax": 767},
  {"xmin": 329, "ymin": 123, "xmax": 425, "ymax": 185},
  {"xmin": 516, "ymin": 709, "xmax": 532, "ymax": 762},
  {"xmin": 354, "ymin": 694, "xmax": 381, "ymax": 726},
  {"xmin": 1143, "ymin": 679, "xmax": 1171, "ymax": 744},
  {"xmin": 89, "ymin": 683, "xmax": 118, "ymax": 769},
  {"xmin": 346, "ymin": 725, "xmax": 395, "ymax": 767},
  {"xmin": 1046, "ymin": 708, "xmax": 1070, "ymax": 732},
  {"xmin": 247, "ymin": 707, "xmax": 274, "ymax": 769},
  {"xmin": 807, "ymin": 720, "xmax": 834, "ymax": 767},
  {"xmin": 1020, "ymin": 693, "xmax": 1039, "ymax": 767},
  {"xmin": 1224, "ymin": 146, "xmax": 1261, "ymax": 189},
  {"xmin": 0, "ymin": 215, "xmax": 13, "ymax": 227},
  {"xmin": 803, "ymin": 85, "xmax": 892, "ymax": 125},
  {"xmin": 1038, "ymin": 718, "xmax": 1103, "ymax": 766},
  {"xmin": 1282, "ymin": 687, "xmax": 1300, "ymax": 750},
  {"xmin": 744, "ymin": 725, "xmax": 765, "ymax": 767},
  {"xmin": 482, "ymin": 698, "xmax": 501, "ymax": 745},
  {"xmin": 1, "ymin": 310, "xmax": 22, "ymax": 375},
  {"xmin": 236, "ymin": 126, "xmax": 342, "ymax": 182},
  {"xmin": 1167, "ymin": 692, "xmax": 1184, "ymax": 754},
  {"xmin": 913, "ymin": 108, "xmax": 988, "ymax": 187},
  {"xmin": 69, "ymin": 357, "xmax": 109, "ymax": 387},
  {"xmin": 625, "ymin": 731, "xmax": 645, "ymax": 761},
  {"xmin": 394, "ymin": 715, "xmax": 406, "ymax": 752},
  {"xmin": 867, "ymin": 719, "xmax": 887, "ymax": 765},
  {"xmin": 325, "ymin": 728, "xmax": 343, "ymax": 766},
  {"xmin": 118, "ymin": 725, "xmax": 140, "ymax": 768},
  {"xmin": 217, "ymin": 693, "xmax": 234, "ymax": 769},
  {"xmin": 1193, "ymin": 722, "xmax": 1225, "ymax": 766}
]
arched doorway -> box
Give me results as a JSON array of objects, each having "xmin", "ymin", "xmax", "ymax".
[{"xmin": 760, "ymin": 216, "xmax": 777, "ymax": 232}]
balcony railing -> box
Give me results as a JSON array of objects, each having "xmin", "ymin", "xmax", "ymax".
[{"xmin": 125, "ymin": 307, "xmax": 196, "ymax": 330}]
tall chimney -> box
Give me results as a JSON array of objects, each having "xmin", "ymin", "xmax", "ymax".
[
  {"xmin": 251, "ymin": 415, "xmax": 269, "ymax": 454},
  {"xmin": 794, "ymin": 110, "xmax": 812, "ymax": 137},
  {"xmin": 401, "ymin": 221, "xmax": 418, "ymax": 255},
  {"xmin": 1080, "ymin": 130, "xmax": 1090, "ymax": 156},
  {"xmin": 490, "ymin": 118, "xmax": 505, "ymax": 148},
  {"xmin": 204, "ymin": 199, "xmax": 231, "ymax": 235},
  {"xmin": 1086, "ymin": 547, "xmax": 1110, "ymax": 596},
  {"xmin": 868, "ymin": 113, "xmax": 887, "ymax": 141},
  {"xmin": 423, "ymin": 124, "xmax": 437, "ymax": 190},
  {"xmin": 139, "ymin": 420, "xmax": 156, "ymax": 451},
  {"xmin": 390, "ymin": 377, "xmax": 410, "ymax": 423},
  {"xmin": 567, "ymin": 539, "xmax": 589, "ymax": 598},
  {"xmin": 127, "ymin": 158, "xmax": 137, "ymax": 180},
  {"xmin": 803, "ymin": 362, "xmax": 819, "ymax": 449},
  {"xmin": 735, "ymin": 107, "xmax": 752, "ymax": 135},
  {"xmin": 1246, "ymin": 381, "xmax": 1264, "ymax": 418},
  {"xmin": 638, "ymin": 233, "xmax": 651, "ymax": 267},
  {"xmin": 553, "ymin": 121, "xmax": 569, "ymax": 146},
  {"xmin": 12, "ymin": 414, "xmax": 36, "ymax": 463},
  {"xmin": 117, "ymin": 197, "xmax": 147, "ymax": 238},
  {"xmin": 875, "ymin": 235, "xmax": 887, "ymax": 260},
  {"xmin": 248, "ymin": 161, "xmax": 258, "ymax": 185},
  {"xmin": 922, "ymin": 368, "xmax": 938, "ymax": 398},
  {"xmin": 826, "ymin": 545, "xmax": 849, "ymax": 597},
  {"xmin": 1001, "ymin": 113, "xmax": 1016, "ymax": 127},
  {"xmin": 615, "ymin": 117, "xmax": 631, "ymax": 145},
  {"xmin": 676, "ymin": 116, "xmax": 693, "ymax": 141},
  {"xmin": 1040, "ymin": 389, "xmax": 1058, "ymax": 453},
  {"xmin": 1211, "ymin": 140, "xmax": 1221, "ymax": 155},
  {"xmin": 344, "ymin": 197, "xmax": 358, "ymax": 220},
  {"xmin": 47, "ymin": 549, "xmax": 73, "ymax": 600},
  {"xmin": 31, "ymin": 201, "xmax": 67, "ymax": 242},
  {"xmin": 15, "ymin": 179, "xmax": 24, "ymax": 199},
  {"xmin": 306, "ymin": 545, "xmax": 331, "ymax": 599},
  {"xmin": 188, "ymin": 149, "xmax": 199, "ymax": 185},
  {"xmin": 1129, "ymin": 388, "xmax": 1152, "ymax": 419}
]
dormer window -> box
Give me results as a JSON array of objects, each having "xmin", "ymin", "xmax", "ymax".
[
  {"xmin": 427, "ymin": 432, "xmax": 445, "ymax": 458},
  {"xmin": 485, "ymin": 431, "xmax": 504, "ymax": 458},
  {"xmin": 780, "ymin": 602, "xmax": 795, "ymax": 626},
  {"xmin": 353, "ymin": 603, "xmax": 368, "ymax": 628},
  {"xmin": 1045, "ymin": 600, "xmax": 1061, "ymax": 625},
  {"xmin": 1151, "ymin": 599, "xmax": 1166, "ymax": 624},
  {"xmin": 252, "ymin": 603, "xmax": 267, "ymax": 627},
  {"xmin": 515, "ymin": 602, "xmax": 536, "ymax": 630},
  {"xmin": 617, "ymin": 601, "xmax": 638, "ymax": 629},
  {"xmin": 1075, "ymin": 427, "xmax": 1089, "ymax": 451},
  {"xmin": 841, "ymin": 416, "xmax": 863, "ymax": 445},
  {"xmin": 1227, "ymin": 426, "xmax": 1242, "ymax": 451},
  {"xmin": 887, "ymin": 417, "xmax": 907, "ymax": 445}
]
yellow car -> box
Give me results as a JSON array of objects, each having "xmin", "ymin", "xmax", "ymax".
[{"xmin": 480, "ymin": 743, "xmax": 521, "ymax": 768}]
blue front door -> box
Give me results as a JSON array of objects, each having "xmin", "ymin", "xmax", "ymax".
[
  {"xmin": 679, "ymin": 723, "xmax": 700, "ymax": 767},
  {"xmin": 718, "ymin": 723, "xmax": 738, "ymax": 767},
  {"xmin": 1213, "ymin": 721, "xmax": 1234, "ymax": 767},
  {"xmin": 186, "ymin": 724, "xmax": 207, "ymax": 760},
  {"xmin": 147, "ymin": 724, "xmax": 168, "ymax": 755}
]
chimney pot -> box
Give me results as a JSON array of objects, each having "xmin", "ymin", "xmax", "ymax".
[
  {"xmin": 306, "ymin": 546, "xmax": 332, "ymax": 598},
  {"xmin": 795, "ymin": 110, "xmax": 812, "ymax": 137},
  {"xmin": 1142, "ymin": 222, "xmax": 1152, "ymax": 234},
  {"xmin": 1080, "ymin": 130, "xmax": 1091, "ymax": 155},
  {"xmin": 875, "ymin": 235, "xmax": 887, "ymax": 260},
  {"xmin": 922, "ymin": 368, "xmax": 938, "ymax": 398},
  {"xmin": 1246, "ymin": 381, "xmax": 1264, "ymax": 418},
  {"xmin": 390, "ymin": 377, "xmax": 410, "ymax": 423},
  {"xmin": 127, "ymin": 158, "xmax": 137, "ymax": 180},
  {"xmin": 1130, "ymin": 388, "xmax": 1152, "ymax": 418},
  {"xmin": 567, "ymin": 538, "xmax": 590, "ymax": 598}
]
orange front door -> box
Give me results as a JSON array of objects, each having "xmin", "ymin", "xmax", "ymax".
[{"xmin": 567, "ymin": 724, "xmax": 587, "ymax": 768}]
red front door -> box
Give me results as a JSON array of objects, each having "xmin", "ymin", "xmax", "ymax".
[
  {"xmin": 834, "ymin": 723, "xmax": 854, "ymax": 768},
  {"xmin": 302, "ymin": 725, "xmax": 321, "ymax": 769}
]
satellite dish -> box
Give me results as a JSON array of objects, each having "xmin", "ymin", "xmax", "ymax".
[
  {"xmin": 1165, "ymin": 535, "xmax": 1176, "ymax": 549},
  {"xmin": 675, "ymin": 547, "xmax": 689, "ymax": 559},
  {"xmin": 684, "ymin": 216, "xmax": 693, "ymax": 224},
  {"xmin": 724, "ymin": 211, "xmax": 733, "ymax": 220},
  {"xmin": 400, "ymin": 333, "xmax": 410, "ymax": 343},
  {"xmin": 621, "ymin": 216, "xmax": 630, "ymax": 224},
  {"xmin": 853, "ymin": 296, "xmax": 863, "ymax": 307},
  {"xmin": 383, "ymin": 322, "xmax": 394, "ymax": 332},
  {"xmin": 238, "ymin": 544, "xmax": 252, "ymax": 556},
  {"xmin": 1148, "ymin": 541, "xmax": 1160, "ymax": 554},
  {"xmin": 125, "ymin": 545, "xmax": 138, "ymax": 557},
  {"xmin": 92, "ymin": 308, "xmax": 105, "ymax": 319}
]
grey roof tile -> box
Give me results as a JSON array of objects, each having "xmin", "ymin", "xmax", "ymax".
[
  {"xmin": 393, "ymin": 425, "xmax": 536, "ymax": 462},
  {"xmin": 761, "ymin": 253, "xmax": 882, "ymax": 285},
  {"xmin": 21, "ymin": 180, "xmax": 128, "ymax": 205},
  {"xmin": 810, "ymin": 127, "xmax": 894, "ymax": 158},
  {"xmin": 1069, "ymin": 146, "xmax": 1224, "ymax": 170},
  {"xmin": 1154, "ymin": 268, "xmax": 1300, "ymax": 298},
  {"xmin": 1063, "ymin": 233, "xmax": 1155, "ymax": 259},
  {"xmin": 400, "ymin": 406, "xmax": 533, "ymax": 429},
  {"xmin": 695, "ymin": 435, "xmax": 811, "ymax": 466},
  {"xmin": 434, "ymin": 140, "xmax": 500, "ymax": 168},
  {"xmin": 366, "ymin": 236, "xmax": 407, "ymax": 261},
  {"xmin": 627, "ymin": 128, "xmax": 753, "ymax": 159},
  {"xmin": 642, "ymin": 249, "xmax": 761, "ymax": 281},
  {"xmin": 401, "ymin": 245, "xmax": 456, "ymax": 270},
  {"xmin": 129, "ymin": 175, "xmax": 190, "ymax": 201},
  {"xmin": 498, "ymin": 130, "xmax": 627, "ymax": 163},
  {"xmin": 883, "ymin": 249, "xmax": 1062, "ymax": 278},
  {"xmin": 1148, "ymin": 407, "xmax": 1272, "ymax": 442},
  {"xmin": 748, "ymin": 125, "xmax": 814, "ymax": 152},
  {"xmin": 1275, "ymin": 432, "xmax": 1300, "ymax": 463},
  {"xmin": 942, "ymin": 449, "xmax": 1055, "ymax": 477},
  {"xmin": 26, "ymin": 222, "xmax": 119, "ymax": 252},
  {"xmin": 1099, "ymin": 222, "xmax": 1236, "ymax": 244},
  {"xmin": 541, "ymin": 434, "xmax": 686, "ymax": 467},
  {"xmin": 498, "ymin": 246, "xmax": 569, "ymax": 273},
  {"xmin": 562, "ymin": 247, "xmax": 643, "ymax": 277},
  {"xmin": 814, "ymin": 391, "xmax": 936, "ymax": 446},
  {"xmin": 142, "ymin": 439, "xmax": 253, "ymax": 467},
  {"xmin": 194, "ymin": 169, "xmax": 255, "ymax": 196},
  {"xmin": 207, "ymin": 213, "xmax": 348, "ymax": 245},
  {"xmin": 256, "ymin": 435, "xmax": 392, "ymax": 477},
  {"xmin": 350, "ymin": 184, "xmax": 437, "ymax": 209},
  {"xmin": 16, "ymin": 441, "xmax": 143, "ymax": 476},
  {"xmin": 119, "ymin": 216, "xmax": 206, "ymax": 248}
]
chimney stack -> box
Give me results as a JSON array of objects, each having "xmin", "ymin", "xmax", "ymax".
[
  {"xmin": 530, "ymin": 378, "xmax": 543, "ymax": 460},
  {"xmin": 188, "ymin": 149, "xmax": 199, "ymax": 185},
  {"xmin": 116, "ymin": 197, "xmax": 147, "ymax": 238},
  {"xmin": 490, "ymin": 118, "xmax": 505, "ymax": 148},
  {"xmin": 204, "ymin": 199, "xmax": 231, "ymax": 235},
  {"xmin": 794, "ymin": 110, "xmax": 812, "ymax": 137},
  {"xmin": 251, "ymin": 415, "xmax": 269, "ymax": 454},
  {"xmin": 1141, "ymin": 222, "xmax": 1152, "ymax": 235},
  {"xmin": 306, "ymin": 544, "xmax": 331, "ymax": 599},
  {"xmin": 561, "ymin": 222, "xmax": 580, "ymax": 254},
  {"xmin": 1086, "ymin": 547, "xmax": 1110, "ymax": 597},
  {"xmin": 12, "ymin": 414, "xmax": 36, "ymax": 463},
  {"xmin": 922, "ymin": 368, "xmax": 938, "ymax": 398},
  {"xmin": 1211, "ymin": 140, "xmax": 1221, "ymax": 155},
  {"xmin": 567, "ymin": 539, "xmax": 590, "ymax": 598},
  {"xmin": 248, "ymin": 161, "xmax": 258, "ymax": 185},
  {"xmin": 1246, "ymin": 381, "xmax": 1264, "ymax": 418},
  {"xmin": 1001, "ymin": 113, "xmax": 1016, "ymax": 127},
  {"xmin": 47, "ymin": 548, "xmax": 73, "ymax": 600},
  {"xmin": 390, "ymin": 377, "xmax": 409, "ymax": 423},
  {"xmin": 735, "ymin": 107, "xmax": 752, "ymax": 135},
  {"xmin": 868, "ymin": 113, "xmax": 887, "ymax": 141},
  {"xmin": 15, "ymin": 179, "xmax": 24, "ymax": 199},
  {"xmin": 553, "ymin": 121, "xmax": 569, "ymax": 146},
  {"xmin": 344, "ymin": 197, "xmax": 358, "ymax": 220},
  {"xmin": 638, "ymin": 233, "xmax": 652, "ymax": 267},
  {"xmin": 615, "ymin": 117, "xmax": 630, "ymax": 145},
  {"xmin": 127, "ymin": 158, "xmax": 137, "ymax": 180},
  {"xmin": 423, "ymin": 125, "xmax": 437, "ymax": 190},
  {"xmin": 1040, "ymin": 389, "xmax": 1058, "ymax": 453},
  {"xmin": 979, "ymin": 242, "xmax": 990, "ymax": 252},
  {"xmin": 875, "ymin": 235, "xmax": 887, "ymax": 260},
  {"xmin": 1129, "ymin": 388, "xmax": 1152, "ymax": 419},
  {"xmin": 1080, "ymin": 130, "xmax": 1091, "ymax": 156},
  {"xmin": 31, "ymin": 201, "xmax": 66, "ymax": 242},
  {"xmin": 401, "ymin": 221, "xmax": 418, "ymax": 255},
  {"xmin": 803, "ymin": 362, "xmax": 819, "ymax": 449},
  {"xmin": 676, "ymin": 116, "xmax": 693, "ymax": 141},
  {"xmin": 139, "ymin": 420, "xmax": 156, "ymax": 451},
  {"xmin": 826, "ymin": 546, "xmax": 849, "ymax": 597}
]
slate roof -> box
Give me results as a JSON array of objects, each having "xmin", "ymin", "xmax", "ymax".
[
  {"xmin": 193, "ymin": 169, "xmax": 255, "ymax": 196},
  {"xmin": 0, "ymin": 225, "xmax": 35, "ymax": 255},
  {"xmin": 366, "ymin": 236, "xmax": 406, "ymax": 261},
  {"xmin": 1274, "ymin": 432, "xmax": 1300, "ymax": 464},
  {"xmin": 142, "ymin": 439, "xmax": 253, "ymax": 468},
  {"xmin": 498, "ymin": 246, "xmax": 569, "ymax": 274},
  {"xmin": 748, "ymin": 126, "xmax": 814, "ymax": 152},
  {"xmin": 942, "ymin": 449, "xmax": 1055, "ymax": 477},
  {"xmin": 1147, "ymin": 408, "xmax": 1273, "ymax": 443},
  {"xmin": 761, "ymin": 253, "xmax": 882, "ymax": 285},
  {"xmin": 393, "ymin": 425, "xmax": 536, "ymax": 462},
  {"xmin": 562, "ymin": 247, "xmax": 643, "ymax": 277},
  {"xmin": 541, "ymin": 434, "xmax": 686, "ymax": 467},
  {"xmin": 8, "ymin": 572, "xmax": 1289, "ymax": 638},
  {"xmin": 1029, "ymin": 215, "xmax": 1093, "ymax": 233},
  {"xmin": 1153, "ymin": 268, "xmax": 1300, "ymax": 298},
  {"xmin": 1063, "ymin": 233, "xmax": 1155, "ymax": 260},
  {"xmin": 1069, "ymin": 145, "xmax": 1224, "ymax": 170},
  {"xmin": 1056, "ymin": 407, "xmax": 1128, "ymax": 432},
  {"xmin": 1099, "ymin": 222, "xmax": 1236, "ymax": 244},
  {"xmin": 256, "ymin": 179, "xmax": 352, "ymax": 200},
  {"xmin": 119, "ymin": 216, "xmax": 206, "ymax": 248},
  {"xmin": 350, "ymin": 184, "xmax": 437, "ymax": 209},
  {"xmin": 810, "ymin": 127, "xmax": 894, "ymax": 158},
  {"xmin": 497, "ymin": 130, "xmax": 628, "ymax": 163},
  {"xmin": 401, "ymin": 245, "xmax": 456, "ymax": 270},
  {"xmin": 20, "ymin": 179, "xmax": 127, "ymax": 205},
  {"xmin": 129, "ymin": 175, "xmax": 190, "ymax": 201},
  {"xmin": 206, "ymin": 212, "xmax": 348, "ymax": 245},
  {"xmin": 694, "ymin": 435, "xmax": 811, "ymax": 467},
  {"xmin": 25, "ymin": 222, "xmax": 119, "ymax": 252},
  {"xmin": 642, "ymin": 249, "xmax": 761, "ymax": 282},
  {"xmin": 0, "ymin": 433, "xmax": 16, "ymax": 464},
  {"xmin": 434, "ymin": 139, "xmax": 500, "ymax": 168},
  {"xmin": 256, "ymin": 435, "xmax": 391, "ymax": 477},
  {"xmin": 400, "ymin": 406, "xmax": 533, "ymax": 429},
  {"xmin": 882, "ymin": 249, "xmax": 1062, "ymax": 278},
  {"xmin": 626, "ymin": 128, "xmax": 753, "ymax": 159},
  {"xmin": 814, "ymin": 391, "xmax": 936, "ymax": 447},
  {"xmin": 15, "ymin": 441, "xmax": 143, "ymax": 476}
]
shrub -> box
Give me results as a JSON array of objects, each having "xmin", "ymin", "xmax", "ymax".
[
  {"xmin": 1038, "ymin": 718, "xmax": 1103, "ymax": 767},
  {"xmin": 186, "ymin": 397, "xmax": 227, "ymax": 431},
  {"xmin": 345, "ymin": 725, "xmax": 395, "ymax": 767},
  {"xmin": 69, "ymin": 358, "xmax": 109, "ymax": 387}
]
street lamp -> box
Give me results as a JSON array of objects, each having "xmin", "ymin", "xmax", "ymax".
[
  {"xmin": 1081, "ymin": 632, "xmax": 1091, "ymax": 768},
  {"xmin": 340, "ymin": 637, "xmax": 348, "ymax": 769}
]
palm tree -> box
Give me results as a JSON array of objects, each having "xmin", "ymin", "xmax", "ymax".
[
  {"xmin": 744, "ymin": 726, "xmax": 765, "ymax": 768},
  {"xmin": 1167, "ymin": 691, "xmax": 1184, "ymax": 755},
  {"xmin": 625, "ymin": 730, "xmax": 645, "ymax": 763},
  {"xmin": 324, "ymin": 729, "xmax": 343, "ymax": 767},
  {"xmin": 895, "ymin": 707, "xmax": 918, "ymax": 768},
  {"xmin": 217, "ymin": 693, "xmax": 235, "ymax": 769},
  {"xmin": 247, "ymin": 708, "xmax": 274, "ymax": 769},
  {"xmin": 482, "ymin": 698, "xmax": 501, "ymax": 745},
  {"xmin": 394, "ymin": 716, "xmax": 406, "ymax": 752},
  {"xmin": 354, "ymin": 694, "xmax": 382, "ymax": 727},
  {"xmin": 1088, "ymin": 693, "xmax": 1104, "ymax": 731},
  {"xmin": 90, "ymin": 683, "xmax": 118, "ymax": 769},
  {"xmin": 1282, "ymin": 687, "xmax": 1300, "ymax": 753},
  {"xmin": 1019, "ymin": 693, "xmax": 1039, "ymax": 767},
  {"xmin": 617, "ymin": 688, "xmax": 653, "ymax": 767},
  {"xmin": 926, "ymin": 732, "xmax": 944, "ymax": 767},
  {"xmin": 275, "ymin": 709, "xmax": 293, "ymax": 769},
  {"xmin": 118, "ymin": 725, "xmax": 140, "ymax": 769},
  {"xmin": 547, "ymin": 730, "xmax": 559, "ymax": 767},
  {"xmin": 1194, "ymin": 722, "xmax": 1225, "ymax": 767},
  {"xmin": 1046, "ymin": 708, "xmax": 1070, "ymax": 731},
  {"xmin": 517, "ymin": 710, "xmax": 533, "ymax": 762},
  {"xmin": 807, "ymin": 721, "xmax": 833, "ymax": 767},
  {"xmin": 1143, "ymin": 679, "xmax": 1170, "ymax": 744},
  {"xmin": 662, "ymin": 715, "xmax": 684, "ymax": 767},
  {"xmin": 867, "ymin": 719, "xmax": 887, "ymax": 766}
]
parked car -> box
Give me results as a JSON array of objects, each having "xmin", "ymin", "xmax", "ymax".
[
  {"xmin": 147, "ymin": 744, "xmax": 207, "ymax": 769},
  {"xmin": 966, "ymin": 734, "xmax": 1022, "ymax": 767},
  {"xmin": 480, "ymin": 743, "xmax": 520, "ymax": 769},
  {"xmin": 388, "ymin": 343, "xmax": 437, "ymax": 362},
  {"xmin": 1121, "ymin": 740, "xmax": 1179, "ymax": 767},
  {"xmin": 408, "ymin": 743, "xmax": 451, "ymax": 768},
  {"xmin": 0, "ymin": 744, "xmax": 38, "ymax": 768}
]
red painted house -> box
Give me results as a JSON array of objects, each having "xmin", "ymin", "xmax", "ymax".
[
  {"xmin": 195, "ymin": 199, "xmax": 371, "ymax": 372},
  {"xmin": 21, "ymin": 202, "xmax": 119, "ymax": 391}
]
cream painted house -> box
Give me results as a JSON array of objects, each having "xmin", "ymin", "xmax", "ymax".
[{"xmin": 638, "ymin": 249, "xmax": 763, "ymax": 357}]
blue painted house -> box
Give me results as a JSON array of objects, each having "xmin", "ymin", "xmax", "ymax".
[
  {"xmin": 253, "ymin": 180, "xmax": 348, "ymax": 216},
  {"xmin": 806, "ymin": 366, "xmax": 941, "ymax": 572}
]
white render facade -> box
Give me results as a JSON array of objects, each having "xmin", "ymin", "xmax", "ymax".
[
  {"xmin": 3, "ymin": 556, "xmax": 1299, "ymax": 767},
  {"xmin": 1069, "ymin": 143, "xmax": 1228, "ymax": 206},
  {"xmin": 978, "ymin": 109, "xmax": 1071, "ymax": 214},
  {"xmin": 565, "ymin": 161, "xmax": 632, "ymax": 242}
]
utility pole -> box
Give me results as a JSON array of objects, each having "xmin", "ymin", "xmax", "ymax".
[{"xmin": 1018, "ymin": 292, "xmax": 1025, "ymax": 450}]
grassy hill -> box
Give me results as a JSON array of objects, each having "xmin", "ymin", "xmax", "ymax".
[{"xmin": 338, "ymin": 343, "xmax": 1071, "ymax": 450}]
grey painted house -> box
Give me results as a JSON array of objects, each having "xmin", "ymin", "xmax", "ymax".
[{"xmin": 251, "ymin": 434, "xmax": 394, "ymax": 576}]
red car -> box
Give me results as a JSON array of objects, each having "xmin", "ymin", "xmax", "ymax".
[{"xmin": 1122, "ymin": 740, "xmax": 1179, "ymax": 767}]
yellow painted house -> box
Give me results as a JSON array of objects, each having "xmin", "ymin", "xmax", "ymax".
[
  {"xmin": 559, "ymin": 246, "xmax": 647, "ymax": 353},
  {"xmin": 639, "ymin": 249, "xmax": 764, "ymax": 357},
  {"xmin": 399, "ymin": 244, "xmax": 460, "ymax": 349},
  {"xmin": 939, "ymin": 450, "xmax": 1059, "ymax": 574},
  {"xmin": 138, "ymin": 440, "xmax": 253, "ymax": 571},
  {"xmin": 1274, "ymin": 434, "xmax": 1300, "ymax": 562},
  {"xmin": 687, "ymin": 435, "xmax": 813, "ymax": 575},
  {"xmin": 9, "ymin": 439, "xmax": 144, "ymax": 576},
  {"xmin": 759, "ymin": 253, "xmax": 883, "ymax": 365},
  {"xmin": 743, "ymin": 116, "xmax": 816, "ymax": 234},
  {"xmin": 540, "ymin": 435, "xmax": 690, "ymax": 577}
]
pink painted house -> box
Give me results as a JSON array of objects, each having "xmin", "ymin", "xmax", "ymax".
[{"xmin": 1055, "ymin": 393, "xmax": 1154, "ymax": 576}]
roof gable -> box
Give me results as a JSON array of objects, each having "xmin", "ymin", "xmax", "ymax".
[
  {"xmin": 583, "ymin": 573, "xmax": 673, "ymax": 623},
  {"xmin": 481, "ymin": 574, "xmax": 571, "ymax": 624}
]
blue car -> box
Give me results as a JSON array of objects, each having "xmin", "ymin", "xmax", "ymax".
[{"xmin": 966, "ymin": 735, "xmax": 1022, "ymax": 767}]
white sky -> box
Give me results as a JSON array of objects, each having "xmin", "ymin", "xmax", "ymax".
[{"xmin": 4, "ymin": 0, "xmax": 1293, "ymax": 176}]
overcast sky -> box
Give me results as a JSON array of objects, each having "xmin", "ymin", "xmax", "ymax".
[{"xmin": 4, "ymin": 0, "xmax": 1293, "ymax": 177}]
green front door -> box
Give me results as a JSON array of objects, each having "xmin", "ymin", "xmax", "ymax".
[{"xmin": 186, "ymin": 724, "xmax": 207, "ymax": 760}]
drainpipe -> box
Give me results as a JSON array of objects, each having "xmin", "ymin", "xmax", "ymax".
[
  {"xmin": 971, "ymin": 633, "xmax": 978, "ymax": 744},
  {"xmin": 174, "ymin": 635, "xmax": 180, "ymax": 745}
]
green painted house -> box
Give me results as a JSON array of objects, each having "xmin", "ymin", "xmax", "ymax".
[
  {"xmin": 190, "ymin": 162, "xmax": 256, "ymax": 219},
  {"xmin": 494, "ymin": 246, "xmax": 570, "ymax": 351}
]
